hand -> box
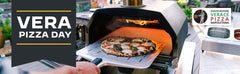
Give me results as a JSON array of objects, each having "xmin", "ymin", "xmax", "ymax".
[
  {"xmin": 30, "ymin": 61, "xmax": 100, "ymax": 74},
  {"xmin": 76, "ymin": 61, "xmax": 100, "ymax": 74}
]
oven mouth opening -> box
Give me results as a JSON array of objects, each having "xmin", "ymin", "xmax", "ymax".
[
  {"xmin": 98, "ymin": 27, "xmax": 172, "ymax": 55},
  {"xmin": 88, "ymin": 15, "xmax": 176, "ymax": 55}
]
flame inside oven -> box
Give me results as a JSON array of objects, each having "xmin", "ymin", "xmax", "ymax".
[{"xmin": 116, "ymin": 19, "xmax": 159, "ymax": 26}]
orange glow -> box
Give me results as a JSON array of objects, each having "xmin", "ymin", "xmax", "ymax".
[
  {"xmin": 99, "ymin": 27, "xmax": 172, "ymax": 55},
  {"xmin": 152, "ymin": 41, "xmax": 166, "ymax": 51},
  {"xmin": 135, "ymin": 0, "xmax": 138, "ymax": 6},
  {"xmin": 126, "ymin": 19, "xmax": 159, "ymax": 25},
  {"xmin": 116, "ymin": 19, "xmax": 159, "ymax": 26}
]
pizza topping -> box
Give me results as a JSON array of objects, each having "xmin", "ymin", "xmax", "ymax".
[
  {"xmin": 122, "ymin": 42, "xmax": 130, "ymax": 44},
  {"xmin": 142, "ymin": 42, "xmax": 149, "ymax": 46},
  {"xmin": 140, "ymin": 51, "xmax": 144, "ymax": 55},
  {"xmin": 131, "ymin": 43, "xmax": 140, "ymax": 47},
  {"xmin": 142, "ymin": 42, "xmax": 153, "ymax": 46},
  {"xmin": 116, "ymin": 38, "xmax": 124, "ymax": 42},
  {"xmin": 121, "ymin": 45, "xmax": 130, "ymax": 49},
  {"xmin": 137, "ymin": 47, "xmax": 146, "ymax": 52},
  {"xmin": 131, "ymin": 46, "xmax": 139, "ymax": 51},
  {"xmin": 142, "ymin": 39, "xmax": 147, "ymax": 42},
  {"xmin": 113, "ymin": 44, "xmax": 122, "ymax": 51},
  {"xmin": 133, "ymin": 41, "xmax": 142, "ymax": 44},
  {"xmin": 121, "ymin": 49, "xmax": 132, "ymax": 54},
  {"xmin": 107, "ymin": 38, "xmax": 112, "ymax": 41},
  {"xmin": 133, "ymin": 52, "xmax": 138, "ymax": 56},
  {"xmin": 110, "ymin": 42, "xmax": 120, "ymax": 44},
  {"xmin": 133, "ymin": 38, "xmax": 142, "ymax": 42},
  {"xmin": 121, "ymin": 38, "xmax": 132, "ymax": 43},
  {"xmin": 105, "ymin": 44, "xmax": 113, "ymax": 48},
  {"xmin": 148, "ymin": 40, "xmax": 152, "ymax": 43},
  {"xmin": 115, "ymin": 44, "xmax": 121, "ymax": 47}
]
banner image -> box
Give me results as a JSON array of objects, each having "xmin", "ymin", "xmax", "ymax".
[
  {"xmin": 0, "ymin": 0, "xmax": 239, "ymax": 74},
  {"xmin": 12, "ymin": 0, "xmax": 76, "ymax": 66}
]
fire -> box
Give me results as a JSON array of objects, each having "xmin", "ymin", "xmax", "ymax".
[
  {"xmin": 116, "ymin": 19, "xmax": 159, "ymax": 25},
  {"xmin": 126, "ymin": 19, "xmax": 159, "ymax": 25}
]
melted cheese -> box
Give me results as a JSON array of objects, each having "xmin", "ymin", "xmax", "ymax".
[
  {"xmin": 131, "ymin": 43, "xmax": 140, "ymax": 47},
  {"xmin": 116, "ymin": 38, "xmax": 124, "ymax": 42},
  {"xmin": 122, "ymin": 42, "xmax": 130, "ymax": 44},
  {"xmin": 122, "ymin": 49, "xmax": 132, "ymax": 54},
  {"xmin": 106, "ymin": 45, "xmax": 113, "ymax": 48},
  {"xmin": 110, "ymin": 42, "xmax": 120, "ymax": 44},
  {"xmin": 121, "ymin": 45, "xmax": 130, "ymax": 49},
  {"xmin": 137, "ymin": 47, "xmax": 146, "ymax": 52}
]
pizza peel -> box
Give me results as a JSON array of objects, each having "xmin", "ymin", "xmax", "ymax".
[{"xmin": 76, "ymin": 41, "xmax": 165, "ymax": 69}]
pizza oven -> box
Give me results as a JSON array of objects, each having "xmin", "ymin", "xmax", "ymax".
[{"xmin": 76, "ymin": 1, "xmax": 188, "ymax": 74}]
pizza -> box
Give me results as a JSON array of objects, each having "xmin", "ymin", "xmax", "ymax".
[{"xmin": 101, "ymin": 36, "xmax": 162, "ymax": 57}]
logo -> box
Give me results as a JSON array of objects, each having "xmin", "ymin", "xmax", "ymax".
[
  {"xmin": 193, "ymin": 9, "xmax": 207, "ymax": 24},
  {"xmin": 192, "ymin": 8, "xmax": 231, "ymax": 25}
]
